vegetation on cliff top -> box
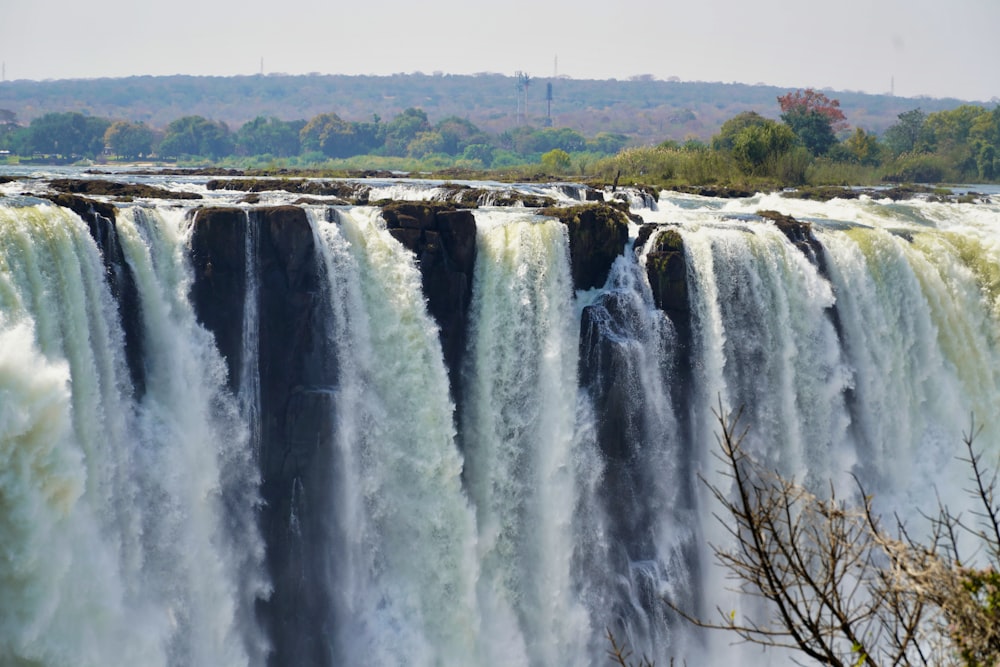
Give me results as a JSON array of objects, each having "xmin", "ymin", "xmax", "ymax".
[{"xmin": 2, "ymin": 85, "xmax": 998, "ymax": 192}]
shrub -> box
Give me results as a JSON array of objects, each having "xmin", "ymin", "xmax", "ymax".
[
  {"xmin": 541, "ymin": 148, "xmax": 572, "ymax": 172},
  {"xmin": 884, "ymin": 153, "xmax": 952, "ymax": 183}
]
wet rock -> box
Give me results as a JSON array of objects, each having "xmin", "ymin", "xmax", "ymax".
[
  {"xmin": 540, "ymin": 203, "xmax": 629, "ymax": 290},
  {"xmin": 45, "ymin": 192, "xmax": 146, "ymax": 397},
  {"xmin": 49, "ymin": 178, "xmax": 202, "ymax": 200},
  {"xmin": 189, "ymin": 205, "xmax": 332, "ymax": 667},
  {"xmin": 756, "ymin": 209, "xmax": 826, "ymax": 270},
  {"xmin": 206, "ymin": 178, "xmax": 366, "ymax": 202},
  {"xmin": 380, "ymin": 201, "xmax": 477, "ymax": 394}
]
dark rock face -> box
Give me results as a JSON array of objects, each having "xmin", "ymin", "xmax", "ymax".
[
  {"xmin": 49, "ymin": 178, "xmax": 202, "ymax": 200},
  {"xmin": 206, "ymin": 178, "xmax": 360, "ymax": 204},
  {"xmin": 578, "ymin": 259, "xmax": 699, "ymax": 648},
  {"xmin": 189, "ymin": 205, "xmax": 335, "ymax": 667},
  {"xmin": 640, "ymin": 224, "xmax": 696, "ymax": 451},
  {"xmin": 642, "ymin": 227, "xmax": 690, "ymax": 352},
  {"xmin": 380, "ymin": 201, "xmax": 477, "ymax": 395},
  {"xmin": 47, "ymin": 193, "xmax": 147, "ymax": 397},
  {"xmin": 540, "ymin": 203, "xmax": 630, "ymax": 291},
  {"xmin": 580, "ymin": 295, "xmax": 660, "ymax": 527},
  {"xmin": 757, "ymin": 209, "xmax": 825, "ymax": 266},
  {"xmin": 189, "ymin": 207, "xmax": 250, "ymax": 392}
]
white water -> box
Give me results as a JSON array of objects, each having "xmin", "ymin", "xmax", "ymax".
[
  {"xmin": 2, "ymin": 185, "xmax": 1000, "ymax": 666},
  {"xmin": 462, "ymin": 209, "xmax": 599, "ymax": 666},
  {"xmin": 646, "ymin": 192, "xmax": 1000, "ymax": 664},
  {"xmin": 239, "ymin": 210, "xmax": 263, "ymax": 461},
  {"xmin": 582, "ymin": 242, "xmax": 694, "ymax": 660},
  {"xmin": 0, "ymin": 202, "xmax": 264, "ymax": 667},
  {"xmin": 310, "ymin": 206, "xmax": 480, "ymax": 667}
]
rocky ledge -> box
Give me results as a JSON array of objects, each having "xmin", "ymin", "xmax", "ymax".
[
  {"xmin": 380, "ymin": 201, "xmax": 477, "ymax": 390},
  {"xmin": 49, "ymin": 178, "xmax": 202, "ymax": 200},
  {"xmin": 539, "ymin": 203, "xmax": 630, "ymax": 291}
]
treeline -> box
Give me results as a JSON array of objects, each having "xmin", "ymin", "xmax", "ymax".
[
  {"xmin": 3, "ymin": 92, "xmax": 998, "ymax": 185},
  {"xmin": 594, "ymin": 90, "xmax": 1000, "ymax": 186},
  {"xmin": 0, "ymin": 74, "xmax": 975, "ymax": 145},
  {"xmin": 0, "ymin": 106, "xmax": 629, "ymax": 169}
]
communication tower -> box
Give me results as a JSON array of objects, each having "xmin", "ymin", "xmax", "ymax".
[
  {"xmin": 515, "ymin": 71, "xmax": 531, "ymax": 125},
  {"xmin": 544, "ymin": 82, "xmax": 553, "ymax": 127}
]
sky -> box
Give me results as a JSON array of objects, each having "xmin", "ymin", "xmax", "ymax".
[{"xmin": 2, "ymin": 0, "xmax": 998, "ymax": 102}]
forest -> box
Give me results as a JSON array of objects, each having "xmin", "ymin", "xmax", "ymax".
[
  {"xmin": 0, "ymin": 73, "xmax": 973, "ymax": 142},
  {"xmin": 0, "ymin": 74, "xmax": 998, "ymax": 187}
]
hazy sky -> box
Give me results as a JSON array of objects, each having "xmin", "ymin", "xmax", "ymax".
[{"xmin": 2, "ymin": 0, "xmax": 997, "ymax": 101}]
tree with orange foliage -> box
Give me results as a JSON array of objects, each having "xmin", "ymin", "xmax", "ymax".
[{"xmin": 778, "ymin": 89, "xmax": 848, "ymax": 156}]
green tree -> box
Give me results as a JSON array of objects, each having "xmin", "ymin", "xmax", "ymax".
[
  {"xmin": 586, "ymin": 132, "xmax": 629, "ymax": 154},
  {"xmin": 461, "ymin": 143, "xmax": 495, "ymax": 166},
  {"xmin": 104, "ymin": 120, "xmax": 154, "ymax": 160},
  {"xmin": 383, "ymin": 108, "xmax": 431, "ymax": 156},
  {"xmin": 300, "ymin": 112, "xmax": 382, "ymax": 158},
  {"xmin": 434, "ymin": 116, "xmax": 489, "ymax": 155},
  {"xmin": 922, "ymin": 105, "xmax": 991, "ymax": 176},
  {"xmin": 497, "ymin": 125, "xmax": 539, "ymax": 155},
  {"xmin": 25, "ymin": 111, "xmax": 111, "ymax": 158},
  {"xmin": 406, "ymin": 131, "xmax": 445, "ymax": 158},
  {"xmin": 529, "ymin": 127, "xmax": 586, "ymax": 153},
  {"xmin": 882, "ymin": 109, "xmax": 928, "ymax": 155},
  {"xmin": 731, "ymin": 120, "xmax": 796, "ymax": 175},
  {"xmin": 844, "ymin": 127, "xmax": 881, "ymax": 165},
  {"xmin": 977, "ymin": 144, "xmax": 998, "ymax": 180},
  {"xmin": 0, "ymin": 109, "xmax": 19, "ymax": 152},
  {"xmin": 923, "ymin": 105, "xmax": 987, "ymax": 151},
  {"xmin": 781, "ymin": 106, "xmax": 838, "ymax": 155},
  {"xmin": 158, "ymin": 116, "xmax": 233, "ymax": 159},
  {"xmin": 235, "ymin": 116, "xmax": 303, "ymax": 157},
  {"xmin": 712, "ymin": 111, "xmax": 771, "ymax": 152},
  {"xmin": 540, "ymin": 148, "xmax": 572, "ymax": 172},
  {"xmin": 969, "ymin": 106, "xmax": 1000, "ymax": 181}
]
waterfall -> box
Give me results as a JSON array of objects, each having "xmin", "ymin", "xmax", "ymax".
[
  {"xmin": 578, "ymin": 241, "xmax": 693, "ymax": 661},
  {"xmin": 461, "ymin": 209, "xmax": 599, "ymax": 666},
  {"xmin": 1, "ymin": 179, "xmax": 999, "ymax": 667},
  {"xmin": 0, "ymin": 203, "xmax": 161, "ymax": 667},
  {"xmin": 310, "ymin": 206, "xmax": 480, "ymax": 667},
  {"xmin": 115, "ymin": 206, "xmax": 267, "ymax": 667},
  {"xmin": 239, "ymin": 210, "xmax": 262, "ymax": 461},
  {"xmin": 0, "ymin": 202, "xmax": 264, "ymax": 667},
  {"xmin": 682, "ymin": 220, "xmax": 853, "ymax": 485}
]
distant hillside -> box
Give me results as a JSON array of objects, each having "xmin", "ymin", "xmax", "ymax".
[{"xmin": 0, "ymin": 73, "xmax": 976, "ymax": 144}]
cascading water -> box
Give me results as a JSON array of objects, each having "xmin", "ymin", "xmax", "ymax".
[
  {"xmin": 0, "ymin": 201, "xmax": 264, "ymax": 667},
  {"xmin": 310, "ymin": 206, "xmax": 481, "ymax": 667},
  {"xmin": 239, "ymin": 209, "xmax": 263, "ymax": 461},
  {"xmin": 2, "ymin": 176, "xmax": 1000, "ymax": 667},
  {"xmin": 578, "ymin": 241, "xmax": 695, "ymax": 661},
  {"xmin": 681, "ymin": 220, "xmax": 854, "ymax": 486},
  {"xmin": 461, "ymin": 209, "xmax": 600, "ymax": 667},
  {"xmin": 115, "ymin": 206, "xmax": 267, "ymax": 667}
]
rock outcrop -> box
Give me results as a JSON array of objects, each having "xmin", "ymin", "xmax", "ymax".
[
  {"xmin": 540, "ymin": 203, "xmax": 630, "ymax": 291},
  {"xmin": 190, "ymin": 205, "xmax": 334, "ymax": 667},
  {"xmin": 47, "ymin": 192, "xmax": 146, "ymax": 396},
  {"xmin": 380, "ymin": 201, "xmax": 477, "ymax": 394},
  {"xmin": 206, "ymin": 178, "xmax": 359, "ymax": 203},
  {"xmin": 640, "ymin": 226, "xmax": 690, "ymax": 351},
  {"xmin": 49, "ymin": 178, "xmax": 202, "ymax": 200},
  {"xmin": 757, "ymin": 209, "xmax": 825, "ymax": 265},
  {"xmin": 637, "ymin": 224, "xmax": 695, "ymax": 438}
]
